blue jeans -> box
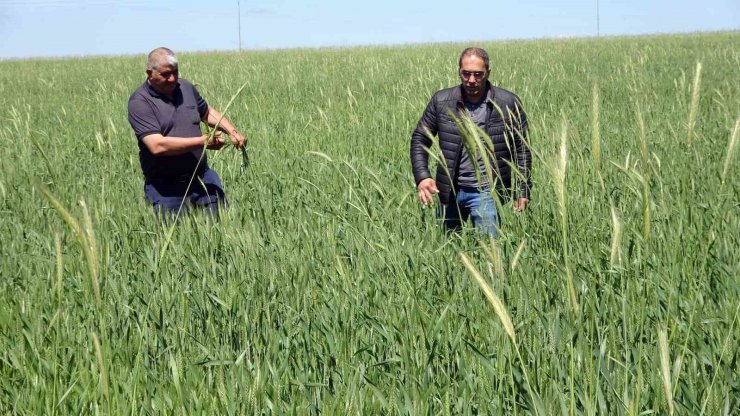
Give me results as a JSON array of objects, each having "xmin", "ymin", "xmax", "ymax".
[
  {"xmin": 144, "ymin": 168, "xmax": 227, "ymax": 220},
  {"xmin": 438, "ymin": 186, "xmax": 499, "ymax": 237}
]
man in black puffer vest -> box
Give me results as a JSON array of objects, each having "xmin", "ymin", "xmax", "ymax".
[{"xmin": 410, "ymin": 47, "xmax": 532, "ymax": 237}]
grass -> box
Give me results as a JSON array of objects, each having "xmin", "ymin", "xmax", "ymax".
[{"xmin": 0, "ymin": 31, "xmax": 738, "ymax": 414}]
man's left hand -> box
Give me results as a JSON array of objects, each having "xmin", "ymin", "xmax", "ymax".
[
  {"xmin": 514, "ymin": 198, "xmax": 529, "ymax": 212},
  {"xmin": 228, "ymin": 130, "xmax": 247, "ymax": 150}
]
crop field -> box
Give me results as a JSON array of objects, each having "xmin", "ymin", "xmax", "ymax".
[{"xmin": 0, "ymin": 31, "xmax": 738, "ymax": 414}]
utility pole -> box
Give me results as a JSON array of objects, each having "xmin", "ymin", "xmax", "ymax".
[
  {"xmin": 237, "ymin": 0, "xmax": 242, "ymax": 51},
  {"xmin": 596, "ymin": 0, "xmax": 600, "ymax": 37}
]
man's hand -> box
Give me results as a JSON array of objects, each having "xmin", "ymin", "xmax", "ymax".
[
  {"xmin": 417, "ymin": 178, "xmax": 438, "ymax": 207},
  {"xmin": 204, "ymin": 131, "xmax": 226, "ymax": 150},
  {"xmin": 513, "ymin": 197, "xmax": 529, "ymax": 212},
  {"xmin": 227, "ymin": 130, "xmax": 247, "ymax": 150}
]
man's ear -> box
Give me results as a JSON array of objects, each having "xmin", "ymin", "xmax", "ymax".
[{"xmin": 146, "ymin": 68, "xmax": 153, "ymax": 78}]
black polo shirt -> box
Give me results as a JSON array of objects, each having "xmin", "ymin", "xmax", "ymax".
[{"xmin": 127, "ymin": 78, "xmax": 209, "ymax": 180}]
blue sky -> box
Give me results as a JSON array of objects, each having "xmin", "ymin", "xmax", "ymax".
[{"xmin": 0, "ymin": 0, "xmax": 737, "ymax": 59}]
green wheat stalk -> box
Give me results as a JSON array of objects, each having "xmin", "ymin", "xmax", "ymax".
[
  {"xmin": 591, "ymin": 82, "xmax": 602, "ymax": 173},
  {"xmin": 36, "ymin": 182, "xmax": 101, "ymax": 310},
  {"xmin": 687, "ymin": 62, "xmax": 702, "ymax": 148},
  {"xmin": 658, "ymin": 326, "xmax": 674, "ymax": 415},
  {"xmin": 720, "ymin": 117, "xmax": 739, "ymax": 185},
  {"xmin": 553, "ymin": 119, "xmax": 580, "ymax": 318},
  {"xmin": 460, "ymin": 252, "xmax": 544, "ymax": 415}
]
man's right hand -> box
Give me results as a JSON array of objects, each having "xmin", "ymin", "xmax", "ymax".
[
  {"xmin": 204, "ymin": 131, "xmax": 225, "ymax": 150},
  {"xmin": 417, "ymin": 178, "xmax": 438, "ymax": 207}
]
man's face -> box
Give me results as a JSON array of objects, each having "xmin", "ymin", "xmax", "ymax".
[
  {"xmin": 459, "ymin": 55, "xmax": 489, "ymax": 100},
  {"xmin": 147, "ymin": 62, "xmax": 179, "ymax": 96}
]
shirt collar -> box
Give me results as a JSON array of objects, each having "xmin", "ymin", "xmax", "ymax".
[{"xmin": 145, "ymin": 80, "xmax": 180, "ymax": 100}]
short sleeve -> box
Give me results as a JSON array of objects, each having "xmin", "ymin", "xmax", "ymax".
[
  {"xmin": 128, "ymin": 96, "xmax": 161, "ymax": 140},
  {"xmin": 192, "ymin": 84, "xmax": 209, "ymax": 118}
]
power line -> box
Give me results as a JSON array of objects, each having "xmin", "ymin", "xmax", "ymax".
[{"xmin": 0, "ymin": 0, "xmax": 148, "ymax": 6}]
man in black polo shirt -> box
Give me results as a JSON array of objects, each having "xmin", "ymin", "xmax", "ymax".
[
  {"xmin": 127, "ymin": 47, "xmax": 247, "ymax": 219},
  {"xmin": 410, "ymin": 47, "xmax": 532, "ymax": 237}
]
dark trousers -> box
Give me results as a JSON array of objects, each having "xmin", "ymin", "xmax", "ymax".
[
  {"xmin": 144, "ymin": 168, "xmax": 227, "ymax": 220},
  {"xmin": 437, "ymin": 186, "xmax": 500, "ymax": 237}
]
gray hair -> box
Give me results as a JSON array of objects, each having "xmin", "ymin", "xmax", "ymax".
[
  {"xmin": 147, "ymin": 47, "xmax": 178, "ymax": 70},
  {"xmin": 458, "ymin": 47, "xmax": 489, "ymax": 69}
]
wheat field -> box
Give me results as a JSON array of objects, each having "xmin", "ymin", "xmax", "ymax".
[{"xmin": 0, "ymin": 32, "xmax": 738, "ymax": 414}]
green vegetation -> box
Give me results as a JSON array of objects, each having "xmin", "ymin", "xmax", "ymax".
[{"xmin": 1, "ymin": 31, "xmax": 738, "ymax": 414}]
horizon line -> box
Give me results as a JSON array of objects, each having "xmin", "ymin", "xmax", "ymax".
[{"xmin": 1, "ymin": 28, "xmax": 738, "ymax": 62}]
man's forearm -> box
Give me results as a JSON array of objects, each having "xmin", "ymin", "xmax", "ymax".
[
  {"xmin": 515, "ymin": 128, "xmax": 532, "ymax": 198},
  {"xmin": 410, "ymin": 131, "xmax": 433, "ymax": 184},
  {"xmin": 143, "ymin": 134, "xmax": 206, "ymax": 156},
  {"xmin": 205, "ymin": 107, "xmax": 239, "ymax": 135}
]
